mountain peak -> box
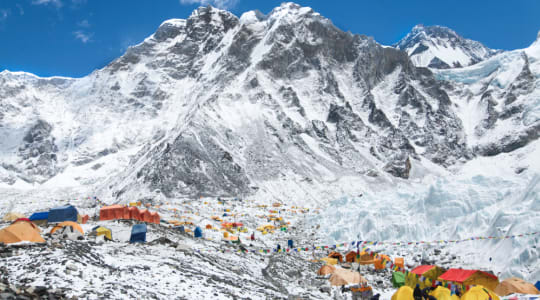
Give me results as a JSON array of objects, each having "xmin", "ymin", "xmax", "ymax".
[{"xmin": 395, "ymin": 24, "xmax": 497, "ymax": 69}]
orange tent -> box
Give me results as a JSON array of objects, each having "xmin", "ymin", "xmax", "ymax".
[
  {"xmin": 317, "ymin": 265, "xmax": 336, "ymax": 276},
  {"xmin": 0, "ymin": 219, "xmax": 45, "ymax": 244},
  {"xmin": 128, "ymin": 207, "xmax": 140, "ymax": 220},
  {"xmin": 99, "ymin": 205, "xmax": 125, "ymax": 221},
  {"xmin": 205, "ymin": 224, "xmax": 212, "ymax": 229},
  {"xmin": 328, "ymin": 251, "xmax": 343, "ymax": 263},
  {"xmin": 139, "ymin": 209, "xmax": 153, "ymax": 223},
  {"xmin": 149, "ymin": 212, "xmax": 160, "ymax": 224},
  {"xmin": 345, "ymin": 251, "xmax": 358, "ymax": 263},
  {"xmin": 50, "ymin": 221, "xmax": 84, "ymax": 235},
  {"xmin": 394, "ymin": 257, "xmax": 404, "ymax": 269},
  {"xmin": 494, "ymin": 277, "xmax": 539, "ymax": 296},
  {"xmin": 81, "ymin": 215, "xmax": 89, "ymax": 224}
]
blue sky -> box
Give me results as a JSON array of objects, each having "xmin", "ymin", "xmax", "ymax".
[{"xmin": 0, "ymin": 0, "xmax": 539, "ymax": 77}]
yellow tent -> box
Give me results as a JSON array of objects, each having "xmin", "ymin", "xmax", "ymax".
[
  {"xmin": 391, "ymin": 286, "xmax": 413, "ymax": 300},
  {"xmin": 94, "ymin": 226, "xmax": 112, "ymax": 240},
  {"xmin": 494, "ymin": 277, "xmax": 540, "ymax": 296},
  {"xmin": 2, "ymin": 212, "xmax": 24, "ymax": 222},
  {"xmin": 320, "ymin": 257, "xmax": 338, "ymax": 265},
  {"xmin": 461, "ymin": 286, "xmax": 500, "ymax": 300},
  {"xmin": 408, "ymin": 265, "xmax": 446, "ymax": 289},
  {"xmin": 430, "ymin": 286, "xmax": 452, "ymax": 300},
  {"xmin": 0, "ymin": 220, "xmax": 45, "ymax": 244}
]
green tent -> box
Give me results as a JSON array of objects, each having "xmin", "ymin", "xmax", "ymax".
[{"xmin": 392, "ymin": 271, "xmax": 406, "ymax": 288}]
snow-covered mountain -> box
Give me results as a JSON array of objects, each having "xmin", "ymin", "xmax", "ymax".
[
  {"xmin": 0, "ymin": 2, "xmax": 539, "ymax": 281},
  {"xmin": 395, "ymin": 24, "xmax": 498, "ymax": 69}
]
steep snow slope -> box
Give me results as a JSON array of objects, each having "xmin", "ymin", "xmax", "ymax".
[
  {"xmin": 0, "ymin": 1, "xmax": 539, "ymax": 285},
  {"xmin": 395, "ymin": 25, "xmax": 498, "ymax": 69}
]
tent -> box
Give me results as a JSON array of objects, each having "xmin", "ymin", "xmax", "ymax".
[
  {"xmin": 494, "ymin": 277, "xmax": 540, "ymax": 296},
  {"xmin": 0, "ymin": 219, "xmax": 45, "ymax": 244},
  {"xmin": 92, "ymin": 226, "xmax": 112, "ymax": 241},
  {"xmin": 128, "ymin": 207, "xmax": 140, "ymax": 220},
  {"xmin": 328, "ymin": 251, "xmax": 343, "ymax": 263},
  {"xmin": 536, "ymin": 281, "xmax": 540, "ymax": 292},
  {"xmin": 2, "ymin": 212, "xmax": 25, "ymax": 222},
  {"xmin": 409, "ymin": 265, "xmax": 445, "ymax": 289},
  {"xmin": 358, "ymin": 251, "xmax": 376, "ymax": 265},
  {"xmin": 429, "ymin": 286, "xmax": 455, "ymax": 300},
  {"xmin": 194, "ymin": 226, "xmax": 203, "ymax": 238},
  {"xmin": 394, "ymin": 257, "xmax": 404, "ymax": 269},
  {"xmin": 321, "ymin": 257, "xmax": 338, "ymax": 265},
  {"xmin": 81, "ymin": 215, "xmax": 89, "ymax": 224},
  {"xmin": 461, "ymin": 286, "xmax": 500, "ymax": 300},
  {"xmin": 391, "ymin": 286, "xmax": 413, "ymax": 300},
  {"xmin": 439, "ymin": 268, "xmax": 499, "ymax": 291},
  {"xmin": 50, "ymin": 221, "xmax": 84, "ymax": 235},
  {"xmin": 345, "ymin": 251, "xmax": 358, "ymax": 263},
  {"xmin": 99, "ymin": 205, "xmax": 124, "ymax": 221},
  {"xmin": 48, "ymin": 205, "xmax": 78, "ymax": 223},
  {"xmin": 150, "ymin": 212, "xmax": 160, "ymax": 224},
  {"xmin": 130, "ymin": 224, "xmax": 147, "ymax": 243},
  {"xmin": 317, "ymin": 265, "xmax": 336, "ymax": 276},
  {"xmin": 329, "ymin": 268, "xmax": 367, "ymax": 286},
  {"xmin": 29, "ymin": 211, "xmax": 48, "ymax": 226},
  {"xmin": 391, "ymin": 271, "xmax": 406, "ymax": 288}
]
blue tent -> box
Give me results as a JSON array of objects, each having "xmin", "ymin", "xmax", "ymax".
[
  {"xmin": 535, "ymin": 281, "xmax": 540, "ymax": 291},
  {"xmin": 130, "ymin": 224, "xmax": 147, "ymax": 243},
  {"xmin": 288, "ymin": 239, "xmax": 294, "ymax": 249},
  {"xmin": 29, "ymin": 211, "xmax": 48, "ymax": 221},
  {"xmin": 174, "ymin": 225, "xmax": 185, "ymax": 233},
  {"xmin": 194, "ymin": 226, "xmax": 203, "ymax": 238},
  {"xmin": 48, "ymin": 205, "xmax": 78, "ymax": 223}
]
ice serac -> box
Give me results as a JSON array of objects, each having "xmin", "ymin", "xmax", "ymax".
[{"xmin": 395, "ymin": 25, "xmax": 498, "ymax": 69}]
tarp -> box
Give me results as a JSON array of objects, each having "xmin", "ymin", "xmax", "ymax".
[
  {"xmin": 391, "ymin": 286, "xmax": 413, "ymax": 300},
  {"xmin": 391, "ymin": 271, "xmax": 406, "ymax": 288},
  {"xmin": 50, "ymin": 221, "xmax": 84, "ymax": 235},
  {"xmin": 130, "ymin": 224, "xmax": 147, "ymax": 243},
  {"xmin": 48, "ymin": 205, "xmax": 78, "ymax": 223},
  {"xmin": 29, "ymin": 212, "xmax": 48, "ymax": 221},
  {"xmin": 2, "ymin": 212, "xmax": 25, "ymax": 222},
  {"xmin": 317, "ymin": 265, "xmax": 336, "ymax": 276},
  {"xmin": 439, "ymin": 269, "xmax": 499, "ymax": 291},
  {"xmin": 461, "ymin": 286, "xmax": 500, "ymax": 300},
  {"xmin": 194, "ymin": 227, "xmax": 203, "ymax": 238},
  {"xmin": 494, "ymin": 277, "xmax": 540, "ymax": 296},
  {"xmin": 0, "ymin": 219, "xmax": 45, "ymax": 244},
  {"xmin": 329, "ymin": 268, "xmax": 367, "ymax": 286}
]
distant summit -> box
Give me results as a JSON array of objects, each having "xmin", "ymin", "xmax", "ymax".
[{"xmin": 395, "ymin": 24, "xmax": 498, "ymax": 69}]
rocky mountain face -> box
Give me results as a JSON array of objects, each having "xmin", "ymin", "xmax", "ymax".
[
  {"xmin": 0, "ymin": 3, "xmax": 539, "ymax": 201},
  {"xmin": 395, "ymin": 24, "xmax": 498, "ymax": 69}
]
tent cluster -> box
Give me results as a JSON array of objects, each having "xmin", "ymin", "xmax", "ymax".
[{"xmin": 99, "ymin": 205, "xmax": 160, "ymax": 224}]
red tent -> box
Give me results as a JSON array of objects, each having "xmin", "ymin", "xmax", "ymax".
[
  {"xmin": 232, "ymin": 222, "xmax": 244, "ymax": 228},
  {"xmin": 411, "ymin": 265, "xmax": 436, "ymax": 275},
  {"xmin": 439, "ymin": 269, "xmax": 497, "ymax": 282}
]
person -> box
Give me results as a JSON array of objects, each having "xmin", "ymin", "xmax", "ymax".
[
  {"xmin": 277, "ymin": 244, "xmax": 281, "ymax": 251},
  {"xmin": 413, "ymin": 284, "xmax": 422, "ymax": 300},
  {"xmin": 250, "ymin": 232, "xmax": 255, "ymax": 241}
]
